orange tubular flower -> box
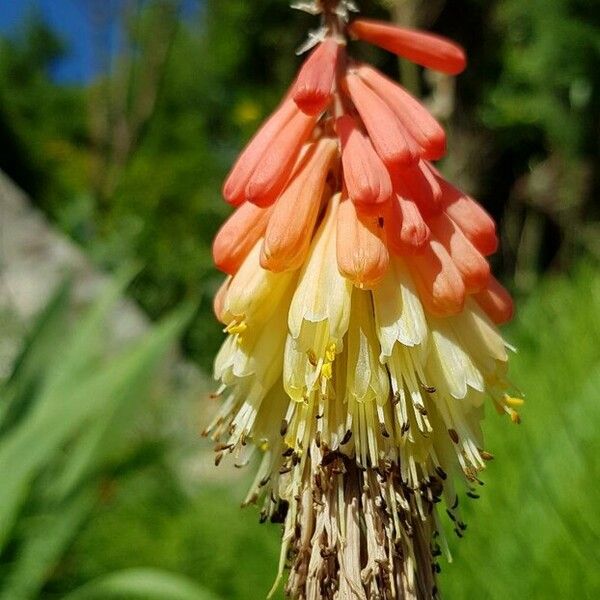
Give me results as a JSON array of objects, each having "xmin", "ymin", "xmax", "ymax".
[
  {"xmin": 405, "ymin": 238, "xmax": 466, "ymax": 317},
  {"xmin": 386, "ymin": 194, "xmax": 431, "ymax": 253},
  {"xmin": 336, "ymin": 197, "xmax": 389, "ymax": 288},
  {"xmin": 245, "ymin": 108, "xmax": 318, "ymax": 207},
  {"xmin": 428, "ymin": 212, "xmax": 491, "ymax": 294},
  {"xmin": 212, "ymin": 202, "xmax": 272, "ymax": 275},
  {"xmin": 437, "ymin": 173, "xmax": 499, "ymax": 256},
  {"xmin": 261, "ymin": 139, "xmax": 338, "ymax": 272},
  {"xmin": 206, "ymin": 3, "xmax": 519, "ymax": 600},
  {"xmin": 345, "ymin": 72, "xmax": 418, "ymax": 166},
  {"xmin": 336, "ymin": 114, "xmax": 392, "ymax": 209},
  {"xmin": 393, "ymin": 160, "xmax": 443, "ymax": 217},
  {"xmin": 349, "ymin": 18, "xmax": 467, "ymax": 75},
  {"xmin": 357, "ymin": 63, "xmax": 447, "ymax": 159},
  {"xmin": 292, "ymin": 38, "xmax": 340, "ymax": 115},
  {"xmin": 475, "ymin": 275, "xmax": 515, "ymax": 325},
  {"xmin": 222, "ymin": 99, "xmax": 298, "ymax": 206}
]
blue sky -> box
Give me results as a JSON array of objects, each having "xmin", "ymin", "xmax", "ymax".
[{"xmin": 0, "ymin": 0, "xmax": 201, "ymax": 83}]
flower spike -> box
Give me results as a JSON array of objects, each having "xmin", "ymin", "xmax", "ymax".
[{"xmin": 207, "ymin": 5, "xmax": 518, "ymax": 600}]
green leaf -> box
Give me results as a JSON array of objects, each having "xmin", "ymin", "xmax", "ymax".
[
  {"xmin": 61, "ymin": 569, "xmax": 222, "ymax": 600},
  {"xmin": 49, "ymin": 303, "xmax": 194, "ymax": 500},
  {"xmin": 37, "ymin": 265, "xmax": 138, "ymax": 404},
  {"xmin": 0, "ymin": 488, "xmax": 95, "ymax": 600},
  {"xmin": 0, "ymin": 302, "xmax": 190, "ymax": 550},
  {"xmin": 0, "ymin": 279, "xmax": 71, "ymax": 432}
]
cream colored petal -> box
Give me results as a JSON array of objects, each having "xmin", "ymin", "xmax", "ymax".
[
  {"xmin": 289, "ymin": 193, "xmax": 352, "ymax": 355},
  {"xmin": 427, "ymin": 317, "xmax": 485, "ymax": 399},
  {"xmin": 346, "ymin": 289, "xmax": 390, "ymax": 405},
  {"xmin": 451, "ymin": 299, "xmax": 509, "ymax": 373},
  {"xmin": 372, "ymin": 255, "xmax": 427, "ymax": 360},
  {"xmin": 225, "ymin": 239, "xmax": 296, "ymax": 328}
]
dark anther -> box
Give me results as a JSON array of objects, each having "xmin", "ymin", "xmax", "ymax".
[{"xmin": 340, "ymin": 429, "xmax": 353, "ymax": 445}]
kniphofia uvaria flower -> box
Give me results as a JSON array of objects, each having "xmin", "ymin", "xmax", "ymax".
[{"xmin": 206, "ymin": 2, "xmax": 519, "ymax": 598}]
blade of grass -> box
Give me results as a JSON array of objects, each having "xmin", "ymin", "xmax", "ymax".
[
  {"xmin": 0, "ymin": 304, "xmax": 190, "ymax": 550},
  {"xmin": 49, "ymin": 303, "xmax": 193, "ymax": 501},
  {"xmin": 61, "ymin": 569, "xmax": 222, "ymax": 600},
  {"xmin": 37, "ymin": 266, "xmax": 139, "ymax": 407},
  {"xmin": 0, "ymin": 280, "xmax": 71, "ymax": 432}
]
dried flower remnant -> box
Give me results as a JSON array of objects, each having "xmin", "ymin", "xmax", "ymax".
[{"xmin": 205, "ymin": 2, "xmax": 519, "ymax": 599}]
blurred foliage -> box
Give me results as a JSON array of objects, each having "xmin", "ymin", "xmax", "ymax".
[{"xmin": 0, "ymin": 275, "xmax": 218, "ymax": 599}]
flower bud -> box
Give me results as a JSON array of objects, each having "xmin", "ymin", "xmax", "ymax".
[{"xmin": 349, "ymin": 19, "xmax": 467, "ymax": 75}]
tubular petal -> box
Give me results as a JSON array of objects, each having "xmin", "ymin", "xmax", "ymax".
[
  {"xmin": 214, "ymin": 295, "xmax": 290, "ymax": 393},
  {"xmin": 213, "ymin": 277, "xmax": 232, "ymax": 324},
  {"xmin": 429, "ymin": 212, "xmax": 490, "ymax": 293},
  {"xmin": 475, "ymin": 276, "xmax": 514, "ymax": 324},
  {"xmin": 346, "ymin": 289, "xmax": 390, "ymax": 405},
  {"xmin": 372, "ymin": 256, "xmax": 427, "ymax": 357},
  {"xmin": 349, "ymin": 19, "xmax": 467, "ymax": 75},
  {"xmin": 427, "ymin": 318, "xmax": 484, "ymax": 400},
  {"xmin": 357, "ymin": 64, "xmax": 446, "ymax": 160},
  {"xmin": 213, "ymin": 202, "xmax": 272, "ymax": 275},
  {"xmin": 436, "ymin": 174, "xmax": 498, "ymax": 256},
  {"xmin": 245, "ymin": 108, "xmax": 317, "ymax": 207},
  {"xmin": 336, "ymin": 198, "xmax": 389, "ymax": 289},
  {"xmin": 404, "ymin": 239, "xmax": 466, "ymax": 317},
  {"xmin": 223, "ymin": 99, "xmax": 297, "ymax": 205},
  {"xmin": 288, "ymin": 193, "xmax": 352, "ymax": 349},
  {"xmin": 452, "ymin": 301, "xmax": 509, "ymax": 371},
  {"xmin": 261, "ymin": 139, "xmax": 338, "ymax": 272},
  {"xmin": 336, "ymin": 115, "xmax": 393, "ymax": 208},
  {"xmin": 293, "ymin": 38, "xmax": 340, "ymax": 116},
  {"xmin": 392, "ymin": 160, "xmax": 442, "ymax": 217},
  {"xmin": 344, "ymin": 72, "xmax": 418, "ymax": 167},
  {"xmin": 385, "ymin": 195, "xmax": 430, "ymax": 253},
  {"xmin": 225, "ymin": 241, "xmax": 296, "ymax": 329}
]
